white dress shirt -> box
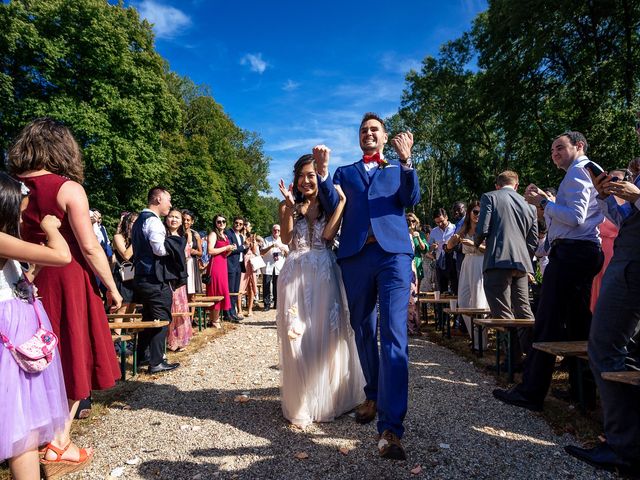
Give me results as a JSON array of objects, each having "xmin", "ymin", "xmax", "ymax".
[{"xmin": 141, "ymin": 208, "xmax": 167, "ymax": 256}]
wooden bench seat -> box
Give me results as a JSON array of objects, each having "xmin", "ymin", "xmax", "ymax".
[
  {"xmin": 533, "ymin": 340, "xmax": 590, "ymax": 410},
  {"xmin": 474, "ymin": 318, "xmax": 535, "ymax": 381},
  {"xmin": 601, "ymin": 371, "xmax": 640, "ymax": 386},
  {"xmin": 106, "ymin": 313, "xmax": 143, "ymax": 321}
]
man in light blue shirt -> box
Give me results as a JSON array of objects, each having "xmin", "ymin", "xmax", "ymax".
[
  {"xmin": 493, "ymin": 131, "xmax": 604, "ymax": 411},
  {"xmin": 429, "ymin": 208, "xmax": 457, "ymax": 293}
]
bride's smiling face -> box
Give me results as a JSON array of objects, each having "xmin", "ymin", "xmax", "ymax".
[{"xmin": 296, "ymin": 162, "xmax": 318, "ymax": 198}]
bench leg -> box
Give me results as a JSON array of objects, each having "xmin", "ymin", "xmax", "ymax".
[
  {"xmin": 132, "ymin": 333, "xmax": 138, "ymax": 377},
  {"xmin": 197, "ymin": 307, "xmax": 203, "ymax": 332},
  {"xmin": 576, "ymin": 358, "xmax": 585, "ymax": 412},
  {"xmin": 506, "ymin": 330, "xmax": 513, "ymax": 383},
  {"xmin": 445, "ymin": 311, "xmax": 452, "ymax": 339},
  {"xmin": 496, "ymin": 331, "xmax": 502, "ymax": 375},
  {"xmin": 120, "ymin": 340, "xmax": 127, "ymax": 381},
  {"xmin": 477, "ymin": 324, "xmax": 484, "ymax": 358}
]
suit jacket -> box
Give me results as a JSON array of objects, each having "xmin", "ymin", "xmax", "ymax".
[
  {"xmin": 475, "ymin": 187, "xmax": 538, "ymax": 273},
  {"xmin": 225, "ymin": 229, "xmax": 246, "ymax": 273},
  {"xmin": 318, "ymin": 159, "xmax": 420, "ymax": 260}
]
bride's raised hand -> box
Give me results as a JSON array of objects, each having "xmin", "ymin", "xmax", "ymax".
[{"xmin": 279, "ymin": 179, "xmax": 295, "ymax": 208}]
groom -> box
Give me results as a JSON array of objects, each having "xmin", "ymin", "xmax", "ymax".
[{"xmin": 315, "ymin": 112, "xmax": 420, "ymax": 460}]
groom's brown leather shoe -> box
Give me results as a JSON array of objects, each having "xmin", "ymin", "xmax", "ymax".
[
  {"xmin": 378, "ymin": 430, "xmax": 406, "ymax": 460},
  {"xmin": 354, "ymin": 399, "xmax": 376, "ymax": 424}
]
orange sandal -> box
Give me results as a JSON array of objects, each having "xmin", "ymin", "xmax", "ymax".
[{"xmin": 40, "ymin": 442, "xmax": 93, "ymax": 479}]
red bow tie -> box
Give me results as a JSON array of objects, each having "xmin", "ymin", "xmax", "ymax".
[{"xmin": 363, "ymin": 152, "xmax": 383, "ymax": 165}]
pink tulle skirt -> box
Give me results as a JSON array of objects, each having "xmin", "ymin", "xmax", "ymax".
[{"xmin": 0, "ymin": 298, "xmax": 68, "ymax": 461}]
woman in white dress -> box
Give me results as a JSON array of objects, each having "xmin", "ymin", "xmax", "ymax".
[
  {"xmin": 276, "ymin": 153, "xmax": 365, "ymax": 428},
  {"xmin": 447, "ymin": 200, "xmax": 488, "ymax": 349}
]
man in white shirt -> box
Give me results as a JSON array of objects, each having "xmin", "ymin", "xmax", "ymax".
[
  {"xmin": 429, "ymin": 208, "xmax": 457, "ymax": 293},
  {"xmin": 494, "ymin": 131, "xmax": 603, "ymax": 411},
  {"xmin": 260, "ymin": 224, "xmax": 288, "ymax": 311},
  {"xmin": 131, "ymin": 187, "xmax": 180, "ymax": 374}
]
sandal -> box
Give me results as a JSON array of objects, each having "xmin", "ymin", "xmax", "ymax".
[{"xmin": 41, "ymin": 442, "xmax": 93, "ymax": 479}]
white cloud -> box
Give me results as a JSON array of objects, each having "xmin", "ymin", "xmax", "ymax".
[
  {"xmin": 136, "ymin": 0, "xmax": 191, "ymax": 39},
  {"xmin": 240, "ymin": 53, "xmax": 268, "ymax": 74},
  {"xmin": 380, "ymin": 53, "xmax": 421, "ymax": 75},
  {"xmin": 282, "ymin": 79, "xmax": 300, "ymax": 91}
]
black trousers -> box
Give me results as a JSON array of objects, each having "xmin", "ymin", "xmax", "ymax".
[
  {"xmin": 516, "ymin": 241, "xmax": 603, "ymax": 404},
  {"xmin": 262, "ymin": 273, "xmax": 278, "ymax": 307},
  {"xmin": 133, "ymin": 276, "xmax": 172, "ymax": 367},
  {"xmin": 227, "ymin": 268, "xmax": 242, "ymax": 317},
  {"xmin": 436, "ymin": 252, "xmax": 458, "ymax": 294}
]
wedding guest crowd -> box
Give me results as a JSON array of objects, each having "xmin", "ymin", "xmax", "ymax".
[{"xmin": 3, "ymin": 111, "xmax": 640, "ymax": 478}]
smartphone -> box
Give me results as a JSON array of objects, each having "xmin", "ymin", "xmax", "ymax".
[{"xmin": 584, "ymin": 161, "xmax": 605, "ymax": 177}]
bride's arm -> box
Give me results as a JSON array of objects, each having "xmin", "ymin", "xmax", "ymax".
[
  {"xmin": 279, "ymin": 201, "xmax": 295, "ymax": 245},
  {"xmin": 322, "ymin": 185, "xmax": 346, "ymax": 241}
]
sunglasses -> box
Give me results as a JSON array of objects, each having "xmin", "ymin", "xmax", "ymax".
[
  {"xmin": 216, "ymin": 219, "xmax": 226, "ymax": 224},
  {"xmin": 472, "ymin": 209, "xmax": 480, "ymax": 215}
]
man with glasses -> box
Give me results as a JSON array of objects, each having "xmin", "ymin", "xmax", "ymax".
[
  {"xmin": 475, "ymin": 170, "xmax": 538, "ymax": 373},
  {"xmin": 260, "ymin": 224, "xmax": 288, "ymax": 312},
  {"xmin": 225, "ymin": 216, "xmax": 247, "ymax": 322}
]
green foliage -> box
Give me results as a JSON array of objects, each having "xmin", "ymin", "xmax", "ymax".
[
  {"xmin": 395, "ymin": 0, "xmax": 640, "ymax": 219},
  {"xmin": 0, "ymin": 0, "xmax": 273, "ymax": 233}
]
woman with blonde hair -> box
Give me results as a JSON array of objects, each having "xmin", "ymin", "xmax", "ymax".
[
  {"xmin": 406, "ymin": 212, "xmax": 428, "ymax": 290},
  {"xmin": 8, "ymin": 118, "xmax": 122, "ymax": 476}
]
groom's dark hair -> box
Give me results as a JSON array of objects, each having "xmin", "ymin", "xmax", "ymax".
[{"xmin": 360, "ymin": 112, "xmax": 386, "ymax": 132}]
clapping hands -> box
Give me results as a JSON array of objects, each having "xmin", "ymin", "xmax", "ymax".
[{"xmin": 524, "ymin": 183, "xmax": 548, "ymax": 207}]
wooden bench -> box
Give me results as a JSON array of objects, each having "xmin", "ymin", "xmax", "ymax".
[
  {"xmin": 188, "ymin": 301, "xmax": 217, "ymax": 331},
  {"xmin": 442, "ymin": 306, "xmax": 489, "ymax": 340},
  {"xmin": 601, "ymin": 371, "xmax": 640, "ymax": 386},
  {"xmin": 532, "ymin": 341, "xmax": 589, "ymax": 410},
  {"xmin": 473, "ymin": 318, "xmax": 535, "ymax": 381},
  {"xmin": 109, "ymin": 320, "xmax": 170, "ymax": 377},
  {"xmin": 419, "ymin": 297, "xmax": 457, "ymax": 330}
]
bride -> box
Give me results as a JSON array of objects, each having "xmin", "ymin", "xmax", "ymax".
[{"xmin": 276, "ymin": 153, "xmax": 365, "ymax": 428}]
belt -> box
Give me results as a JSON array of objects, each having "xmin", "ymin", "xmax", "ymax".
[
  {"xmin": 365, "ymin": 235, "xmax": 377, "ymax": 245},
  {"xmin": 550, "ymin": 238, "xmax": 599, "ymax": 248}
]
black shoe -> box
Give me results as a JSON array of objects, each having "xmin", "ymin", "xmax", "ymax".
[
  {"xmin": 230, "ymin": 315, "xmax": 242, "ymax": 324},
  {"xmin": 137, "ymin": 357, "xmax": 150, "ymax": 368},
  {"xmin": 565, "ymin": 443, "xmax": 640, "ymax": 475},
  {"xmin": 148, "ymin": 361, "xmax": 180, "ymax": 374},
  {"xmin": 493, "ymin": 387, "xmax": 543, "ymax": 412},
  {"xmin": 263, "ymin": 305, "xmax": 271, "ymax": 312}
]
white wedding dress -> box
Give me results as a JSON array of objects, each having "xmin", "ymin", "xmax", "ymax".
[{"xmin": 276, "ymin": 215, "xmax": 365, "ymax": 427}]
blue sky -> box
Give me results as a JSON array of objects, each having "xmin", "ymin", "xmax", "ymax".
[{"xmin": 128, "ymin": 0, "xmax": 487, "ymax": 195}]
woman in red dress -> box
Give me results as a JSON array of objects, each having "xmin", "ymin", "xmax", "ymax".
[
  {"xmin": 8, "ymin": 118, "xmax": 122, "ymax": 472},
  {"xmin": 206, "ymin": 215, "xmax": 234, "ymax": 327}
]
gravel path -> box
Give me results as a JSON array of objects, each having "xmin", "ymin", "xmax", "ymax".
[{"xmin": 68, "ymin": 311, "xmax": 613, "ymax": 479}]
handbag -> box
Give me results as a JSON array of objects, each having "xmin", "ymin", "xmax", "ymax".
[
  {"xmin": 118, "ymin": 261, "xmax": 135, "ymax": 282},
  {"xmin": 0, "ymin": 302, "xmax": 58, "ymax": 373},
  {"xmin": 249, "ymin": 255, "xmax": 266, "ymax": 271},
  {"xmin": 201, "ymin": 273, "xmax": 211, "ymax": 285}
]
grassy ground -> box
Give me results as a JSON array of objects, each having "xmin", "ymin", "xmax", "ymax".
[{"xmin": 0, "ymin": 321, "xmax": 233, "ymax": 479}]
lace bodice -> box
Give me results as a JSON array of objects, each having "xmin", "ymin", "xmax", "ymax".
[{"xmin": 288, "ymin": 216, "xmax": 329, "ymax": 252}]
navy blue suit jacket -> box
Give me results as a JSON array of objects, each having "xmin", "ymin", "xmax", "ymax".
[
  {"xmin": 225, "ymin": 229, "xmax": 246, "ymax": 273},
  {"xmin": 318, "ymin": 159, "xmax": 420, "ymax": 260}
]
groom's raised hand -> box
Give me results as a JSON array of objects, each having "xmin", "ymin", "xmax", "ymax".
[
  {"xmin": 312, "ymin": 144, "xmax": 331, "ymax": 178},
  {"xmin": 390, "ymin": 132, "xmax": 413, "ymax": 163}
]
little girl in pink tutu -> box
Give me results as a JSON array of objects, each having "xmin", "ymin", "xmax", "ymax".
[{"xmin": 0, "ymin": 173, "xmax": 72, "ymax": 480}]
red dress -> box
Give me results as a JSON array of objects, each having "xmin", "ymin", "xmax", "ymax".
[
  {"xmin": 206, "ymin": 237, "xmax": 231, "ymax": 311},
  {"xmin": 20, "ymin": 173, "xmax": 120, "ymax": 400}
]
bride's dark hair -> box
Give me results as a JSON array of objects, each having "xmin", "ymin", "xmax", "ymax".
[{"xmin": 291, "ymin": 154, "xmax": 324, "ymax": 219}]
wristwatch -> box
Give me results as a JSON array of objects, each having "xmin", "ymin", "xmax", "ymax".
[{"xmin": 540, "ymin": 198, "xmax": 549, "ymax": 209}]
